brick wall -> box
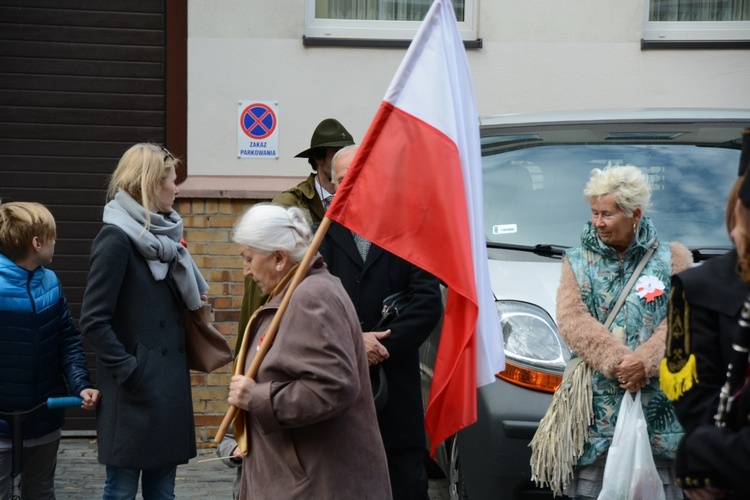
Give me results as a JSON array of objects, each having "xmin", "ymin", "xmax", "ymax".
[{"xmin": 176, "ymin": 197, "xmax": 265, "ymax": 448}]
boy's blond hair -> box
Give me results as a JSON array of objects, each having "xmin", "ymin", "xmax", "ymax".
[{"xmin": 0, "ymin": 201, "xmax": 57, "ymax": 261}]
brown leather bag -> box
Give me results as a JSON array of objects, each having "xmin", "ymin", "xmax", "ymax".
[{"xmin": 184, "ymin": 302, "xmax": 234, "ymax": 372}]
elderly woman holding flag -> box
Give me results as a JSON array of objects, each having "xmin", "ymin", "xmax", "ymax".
[{"xmin": 226, "ymin": 203, "xmax": 391, "ymax": 500}]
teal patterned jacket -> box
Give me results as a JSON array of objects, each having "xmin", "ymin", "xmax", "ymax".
[{"xmin": 565, "ymin": 216, "xmax": 684, "ymax": 466}]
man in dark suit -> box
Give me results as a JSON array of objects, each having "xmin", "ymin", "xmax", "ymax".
[{"xmin": 320, "ymin": 145, "xmax": 443, "ymax": 500}]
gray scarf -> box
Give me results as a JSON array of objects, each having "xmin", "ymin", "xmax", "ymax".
[{"xmin": 102, "ymin": 189, "xmax": 208, "ymax": 310}]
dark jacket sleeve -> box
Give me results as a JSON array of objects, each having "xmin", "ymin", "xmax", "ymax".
[
  {"xmin": 669, "ymin": 251, "xmax": 750, "ymax": 493},
  {"xmin": 56, "ymin": 286, "xmax": 93, "ymax": 397},
  {"xmin": 379, "ymin": 264, "xmax": 442, "ymax": 359},
  {"xmin": 677, "ymin": 424, "xmax": 750, "ymax": 494},
  {"xmin": 666, "ymin": 253, "xmax": 748, "ymax": 434},
  {"xmin": 79, "ymin": 225, "xmax": 139, "ymax": 387},
  {"xmin": 670, "ymin": 276, "xmax": 728, "ymax": 433}
]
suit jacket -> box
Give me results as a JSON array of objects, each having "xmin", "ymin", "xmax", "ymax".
[
  {"xmin": 319, "ymin": 221, "xmax": 442, "ymax": 448},
  {"xmin": 668, "ymin": 249, "xmax": 750, "ymax": 432},
  {"xmin": 79, "ymin": 224, "xmax": 197, "ymax": 469}
]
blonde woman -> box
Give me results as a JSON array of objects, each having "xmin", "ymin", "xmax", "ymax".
[{"xmin": 80, "ymin": 143, "xmax": 206, "ymax": 499}]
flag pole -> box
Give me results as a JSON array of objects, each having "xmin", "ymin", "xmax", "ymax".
[{"xmin": 213, "ymin": 217, "xmax": 332, "ymax": 444}]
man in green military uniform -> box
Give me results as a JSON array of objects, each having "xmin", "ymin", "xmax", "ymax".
[{"xmin": 236, "ymin": 118, "xmax": 355, "ymax": 342}]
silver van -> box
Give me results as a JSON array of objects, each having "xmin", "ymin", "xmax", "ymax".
[{"xmin": 421, "ymin": 108, "xmax": 750, "ymax": 500}]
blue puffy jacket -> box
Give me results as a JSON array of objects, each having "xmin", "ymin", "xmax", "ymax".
[{"xmin": 0, "ymin": 253, "xmax": 92, "ymax": 440}]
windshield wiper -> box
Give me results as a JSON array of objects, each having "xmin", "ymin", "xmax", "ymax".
[
  {"xmin": 488, "ymin": 243, "xmax": 731, "ymax": 262},
  {"xmin": 487, "ymin": 242, "xmax": 568, "ymax": 259},
  {"xmin": 690, "ymin": 247, "xmax": 731, "ymax": 263}
]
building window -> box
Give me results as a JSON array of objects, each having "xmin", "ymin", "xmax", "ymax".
[
  {"xmin": 304, "ymin": 0, "xmax": 477, "ymax": 43},
  {"xmin": 643, "ymin": 0, "xmax": 750, "ymax": 43}
]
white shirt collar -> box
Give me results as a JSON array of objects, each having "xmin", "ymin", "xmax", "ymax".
[{"xmin": 314, "ymin": 175, "xmax": 334, "ymax": 210}]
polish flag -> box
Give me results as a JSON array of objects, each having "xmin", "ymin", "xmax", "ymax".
[{"xmin": 326, "ymin": 0, "xmax": 504, "ymax": 454}]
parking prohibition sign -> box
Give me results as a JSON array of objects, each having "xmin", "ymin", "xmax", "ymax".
[
  {"xmin": 240, "ymin": 103, "xmax": 276, "ymax": 139},
  {"xmin": 238, "ymin": 100, "xmax": 279, "ymax": 158}
]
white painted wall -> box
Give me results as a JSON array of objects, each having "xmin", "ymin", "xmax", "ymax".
[{"xmin": 186, "ymin": 0, "xmax": 750, "ymax": 183}]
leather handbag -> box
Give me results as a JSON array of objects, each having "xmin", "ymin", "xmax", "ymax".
[
  {"xmin": 370, "ymin": 290, "xmax": 410, "ymax": 412},
  {"xmin": 185, "ymin": 302, "xmax": 234, "ymax": 373}
]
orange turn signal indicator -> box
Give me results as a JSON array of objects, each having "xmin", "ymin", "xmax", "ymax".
[{"xmin": 496, "ymin": 360, "xmax": 562, "ymax": 393}]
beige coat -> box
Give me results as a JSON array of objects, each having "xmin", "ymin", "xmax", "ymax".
[{"xmin": 235, "ymin": 256, "xmax": 391, "ymax": 500}]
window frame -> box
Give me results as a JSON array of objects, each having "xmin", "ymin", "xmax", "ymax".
[
  {"xmin": 303, "ymin": 0, "xmax": 478, "ymax": 44},
  {"xmin": 642, "ymin": 0, "xmax": 750, "ymax": 44}
]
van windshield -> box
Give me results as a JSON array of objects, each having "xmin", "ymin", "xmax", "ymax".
[{"xmin": 482, "ymin": 135, "xmax": 740, "ymax": 250}]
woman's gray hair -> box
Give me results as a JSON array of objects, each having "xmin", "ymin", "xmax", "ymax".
[
  {"xmin": 583, "ymin": 165, "xmax": 651, "ymax": 217},
  {"xmin": 232, "ymin": 204, "xmax": 313, "ymax": 263}
]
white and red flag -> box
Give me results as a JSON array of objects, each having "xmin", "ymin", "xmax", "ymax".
[{"xmin": 326, "ymin": 0, "xmax": 504, "ymax": 454}]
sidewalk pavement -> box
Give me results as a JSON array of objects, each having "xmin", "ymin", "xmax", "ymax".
[
  {"xmin": 55, "ymin": 438, "xmax": 449, "ymax": 499},
  {"xmin": 55, "ymin": 438, "xmax": 234, "ymax": 499}
]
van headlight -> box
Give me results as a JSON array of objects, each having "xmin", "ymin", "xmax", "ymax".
[{"xmin": 495, "ymin": 300, "xmax": 570, "ymax": 393}]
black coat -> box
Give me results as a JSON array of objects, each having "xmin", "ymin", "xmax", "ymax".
[
  {"xmin": 319, "ymin": 221, "xmax": 442, "ymax": 448},
  {"xmin": 665, "ymin": 249, "xmax": 750, "ymax": 495},
  {"xmin": 79, "ymin": 224, "xmax": 197, "ymax": 469}
]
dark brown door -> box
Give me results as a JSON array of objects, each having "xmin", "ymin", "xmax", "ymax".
[{"xmin": 0, "ymin": 0, "xmax": 183, "ymax": 432}]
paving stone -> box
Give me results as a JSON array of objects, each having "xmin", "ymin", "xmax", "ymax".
[{"xmin": 54, "ymin": 438, "xmax": 450, "ymax": 499}]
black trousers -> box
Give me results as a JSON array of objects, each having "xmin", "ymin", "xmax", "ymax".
[{"xmin": 385, "ymin": 446, "xmax": 429, "ymax": 500}]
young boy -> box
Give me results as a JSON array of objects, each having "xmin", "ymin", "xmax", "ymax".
[{"xmin": 0, "ymin": 201, "xmax": 99, "ymax": 499}]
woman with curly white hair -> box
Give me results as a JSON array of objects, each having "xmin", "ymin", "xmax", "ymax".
[
  {"xmin": 227, "ymin": 203, "xmax": 391, "ymax": 499},
  {"xmin": 556, "ymin": 166, "xmax": 693, "ymax": 498}
]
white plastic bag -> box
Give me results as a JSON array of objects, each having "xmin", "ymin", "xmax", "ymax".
[{"xmin": 597, "ymin": 391, "xmax": 665, "ymax": 500}]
